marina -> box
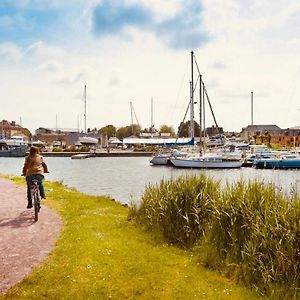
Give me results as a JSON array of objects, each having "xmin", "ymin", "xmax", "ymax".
[{"xmin": 0, "ymin": 156, "xmax": 298, "ymax": 205}]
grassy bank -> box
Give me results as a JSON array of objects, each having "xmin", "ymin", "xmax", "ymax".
[
  {"xmin": 1, "ymin": 176, "xmax": 259, "ymax": 299},
  {"xmin": 131, "ymin": 175, "xmax": 300, "ymax": 298}
]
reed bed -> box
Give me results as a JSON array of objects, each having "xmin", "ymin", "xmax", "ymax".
[
  {"xmin": 130, "ymin": 174, "xmax": 219, "ymax": 247},
  {"xmin": 130, "ymin": 174, "xmax": 300, "ymax": 297}
]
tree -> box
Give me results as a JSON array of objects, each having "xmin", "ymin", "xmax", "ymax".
[
  {"xmin": 21, "ymin": 128, "xmax": 32, "ymax": 138},
  {"xmin": 116, "ymin": 124, "xmax": 141, "ymax": 139},
  {"xmin": 98, "ymin": 125, "xmax": 116, "ymax": 138},
  {"xmin": 159, "ymin": 125, "xmax": 176, "ymax": 137},
  {"xmin": 142, "ymin": 125, "xmax": 158, "ymax": 134},
  {"xmin": 177, "ymin": 121, "xmax": 200, "ymax": 137}
]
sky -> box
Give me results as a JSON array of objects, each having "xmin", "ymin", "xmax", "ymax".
[{"xmin": 1, "ymin": 0, "xmax": 300, "ymax": 134}]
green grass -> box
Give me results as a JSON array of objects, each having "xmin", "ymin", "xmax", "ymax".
[{"xmin": 1, "ymin": 176, "xmax": 259, "ymax": 300}]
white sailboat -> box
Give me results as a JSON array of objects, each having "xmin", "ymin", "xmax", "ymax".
[
  {"xmin": 170, "ymin": 153, "xmax": 242, "ymax": 168},
  {"xmin": 150, "ymin": 52, "xmax": 196, "ymax": 166},
  {"xmin": 150, "ymin": 148, "xmax": 189, "ymax": 165},
  {"xmin": 169, "ymin": 52, "xmax": 242, "ymax": 169}
]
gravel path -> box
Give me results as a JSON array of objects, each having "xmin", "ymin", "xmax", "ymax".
[{"xmin": 0, "ymin": 177, "xmax": 62, "ymax": 294}]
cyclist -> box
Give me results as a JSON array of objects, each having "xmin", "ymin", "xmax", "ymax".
[{"xmin": 22, "ymin": 146, "xmax": 49, "ymax": 209}]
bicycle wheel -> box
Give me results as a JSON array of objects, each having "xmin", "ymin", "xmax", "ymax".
[{"xmin": 33, "ymin": 190, "xmax": 39, "ymax": 222}]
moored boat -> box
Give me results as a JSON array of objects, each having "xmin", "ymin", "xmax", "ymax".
[
  {"xmin": 170, "ymin": 153, "xmax": 242, "ymax": 169},
  {"xmin": 0, "ymin": 136, "xmax": 27, "ymax": 157},
  {"xmin": 253, "ymin": 154, "xmax": 300, "ymax": 169},
  {"xmin": 150, "ymin": 149, "xmax": 188, "ymax": 165}
]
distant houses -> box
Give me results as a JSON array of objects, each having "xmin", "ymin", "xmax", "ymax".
[
  {"xmin": 240, "ymin": 124, "xmax": 300, "ymax": 147},
  {"xmin": 1, "ymin": 119, "xmax": 300, "ymax": 149},
  {"xmin": 0, "ymin": 120, "xmax": 30, "ymax": 140},
  {"xmin": 240, "ymin": 125, "xmax": 281, "ymax": 140},
  {"xmin": 34, "ymin": 127, "xmax": 106, "ymax": 149}
]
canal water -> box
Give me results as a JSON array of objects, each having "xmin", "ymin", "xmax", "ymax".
[{"xmin": 0, "ymin": 156, "xmax": 299, "ymax": 204}]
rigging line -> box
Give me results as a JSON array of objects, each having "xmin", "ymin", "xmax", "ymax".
[
  {"xmin": 170, "ymin": 56, "xmax": 190, "ymax": 127},
  {"xmin": 204, "ymin": 87, "xmax": 218, "ymax": 127},
  {"xmin": 204, "ymin": 86, "xmax": 223, "ymax": 145},
  {"xmin": 132, "ymin": 105, "xmax": 141, "ymax": 129},
  {"xmin": 175, "ymin": 73, "xmax": 200, "ymax": 141},
  {"xmin": 193, "ymin": 75, "xmax": 200, "ymax": 96},
  {"xmin": 193, "ymin": 54, "xmax": 203, "ymax": 78},
  {"xmin": 176, "ymin": 100, "xmax": 190, "ymax": 140},
  {"xmin": 194, "ymin": 52, "xmax": 223, "ymax": 144}
]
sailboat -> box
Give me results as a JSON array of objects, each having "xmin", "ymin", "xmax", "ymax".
[
  {"xmin": 169, "ymin": 52, "xmax": 242, "ymax": 169},
  {"xmin": 150, "ymin": 53, "xmax": 196, "ymax": 166}
]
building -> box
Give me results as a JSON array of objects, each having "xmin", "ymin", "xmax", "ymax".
[
  {"xmin": 256, "ymin": 127, "xmax": 300, "ymax": 148},
  {"xmin": 0, "ymin": 120, "xmax": 30, "ymax": 140},
  {"xmin": 240, "ymin": 125, "xmax": 281, "ymax": 141},
  {"xmin": 205, "ymin": 125, "xmax": 224, "ymax": 137},
  {"xmin": 34, "ymin": 128, "xmax": 106, "ymax": 148},
  {"xmin": 34, "ymin": 128, "xmax": 69, "ymax": 147}
]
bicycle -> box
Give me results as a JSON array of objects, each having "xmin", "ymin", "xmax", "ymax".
[{"xmin": 30, "ymin": 179, "xmax": 41, "ymax": 222}]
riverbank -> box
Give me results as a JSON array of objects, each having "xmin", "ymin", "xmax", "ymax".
[{"xmin": 1, "ymin": 176, "xmax": 260, "ymax": 299}]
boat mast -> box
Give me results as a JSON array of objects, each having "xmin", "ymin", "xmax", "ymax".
[
  {"xmin": 84, "ymin": 84, "xmax": 87, "ymax": 134},
  {"xmin": 151, "ymin": 96, "xmax": 153, "ymax": 138},
  {"xmin": 130, "ymin": 101, "xmax": 134, "ymax": 135},
  {"xmin": 251, "ymin": 90, "xmax": 254, "ymax": 125},
  {"xmin": 199, "ymin": 74, "xmax": 202, "ymax": 154},
  {"xmin": 190, "ymin": 51, "xmax": 195, "ymax": 140},
  {"xmin": 202, "ymin": 81, "xmax": 206, "ymax": 152}
]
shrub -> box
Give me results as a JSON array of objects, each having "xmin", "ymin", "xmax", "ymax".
[{"xmin": 79, "ymin": 146, "xmax": 89, "ymax": 152}]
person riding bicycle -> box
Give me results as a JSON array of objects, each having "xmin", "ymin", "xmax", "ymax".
[{"xmin": 22, "ymin": 146, "xmax": 49, "ymax": 209}]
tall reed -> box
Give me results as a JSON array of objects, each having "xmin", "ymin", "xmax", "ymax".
[
  {"xmin": 203, "ymin": 179, "xmax": 300, "ymax": 295},
  {"xmin": 130, "ymin": 174, "xmax": 300, "ymax": 296},
  {"xmin": 130, "ymin": 174, "xmax": 219, "ymax": 247}
]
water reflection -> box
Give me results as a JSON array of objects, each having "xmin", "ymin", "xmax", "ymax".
[{"xmin": 0, "ymin": 157, "xmax": 299, "ymax": 204}]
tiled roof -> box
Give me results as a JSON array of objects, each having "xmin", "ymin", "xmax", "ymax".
[{"xmin": 243, "ymin": 124, "xmax": 281, "ymax": 131}]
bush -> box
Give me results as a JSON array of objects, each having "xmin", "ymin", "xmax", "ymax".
[
  {"xmin": 68, "ymin": 145, "xmax": 79, "ymax": 152},
  {"xmin": 133, "ymin": 145, "xmax": 159, "ymax": 152},
  {"xmin": 79, "ymin": 146, "xmax": 89, "ymax": 152}
]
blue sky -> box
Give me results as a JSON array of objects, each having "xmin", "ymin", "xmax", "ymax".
[{"xmin": 0, "ymin": 0, "xmax": 300, "ymax": 132}]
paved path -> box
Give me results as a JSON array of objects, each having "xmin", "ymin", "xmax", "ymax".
[{"xmin": 0, "ymin": 177, "xmax": 62, "ymax": 294}]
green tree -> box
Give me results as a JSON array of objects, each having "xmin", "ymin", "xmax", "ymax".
[
  {"xmin": 142, "ymin": 125, "xmax": 158, "ymax": 134},
  {"xmin": 177, "ymin": 121, "xmax": 200, "ymax": 137},
  {"xmin": 116, "ymin": 124, "xmax": 141, "ymax": 139},
  {"xmin": 159, "ymin": 125, "xmax": 176, "ymax": 137},
  {"xmin": 98, "ymin": 125, "xmax": 117, "ymax": 138},
  {"xmin": 21, "ymin": 128, "xmax": 32, "ymax": 138}
]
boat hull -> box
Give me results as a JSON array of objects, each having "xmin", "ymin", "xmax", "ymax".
[
  {"xmin": 0, "ymin": 146, "xmax": 27, "ymax": 157},
  {"xmin": 253, "ymin": 158, "xmax": 300, "ymax": 169},
  {"xmin": 150, "ymin": 155, "xmax": 169, "ymax": 165},
  {"xmin": 170, "ymin": 158, "xmax": 242, "ymax": 169}
]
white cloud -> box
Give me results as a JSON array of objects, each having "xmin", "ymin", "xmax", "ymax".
[
  {"xmin": 1, "ymin": 0, "xmax": 300, "ymax": 133},
  {"xmin": 0, "ymin": 42, "xmax": 23, "ymax": 63}
]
